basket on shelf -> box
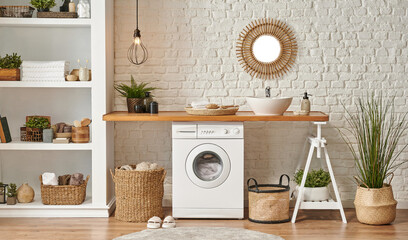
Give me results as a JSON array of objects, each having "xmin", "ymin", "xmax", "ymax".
[
  {"xmin": 37, "ymin": 12, "xmax": 78, "ymax": 18},
  {"xmin": 20, "ymin": 116, "xmax": 51, "ymax": 142},
  {"xmin": 39, "ymin": 175, "xmax": 90, "ymax": 205},
  {"xmin": 0, "ymin": 6, "xmax": 34, "ymax": 18},
  {"xmin": 110, "ymin": 166, "xmax": 166, "ymax": 222}
]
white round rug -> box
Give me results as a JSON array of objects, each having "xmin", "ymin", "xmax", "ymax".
[{"xmin": 114, "ymin": 227, "xmax": 284, "ymax": 240}]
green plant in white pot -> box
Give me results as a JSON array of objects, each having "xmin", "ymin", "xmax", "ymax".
[
  {"xmin": 294, "ymin": 169, "xmax": 331, "ymax": 201},
  {"xmin": 342, "ymin": 93, "xmax": 408, "ymax": 225}
]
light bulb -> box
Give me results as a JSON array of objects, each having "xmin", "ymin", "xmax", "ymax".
[
  {"xmin": 134, "ymin": 37, "xmax": 141, "ymax": 45},
  {"xmin": 128, "ymin": 29, "xmax": 148, "ymax": 65}
]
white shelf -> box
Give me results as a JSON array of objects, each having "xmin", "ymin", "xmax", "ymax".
[
  {"xmin": 0, "ymin": 196, "xmax": 114, "ymax": 217},
  {"xmin": 0, "ymin": 81, "xmax": 92, "ymax": 88},
  {"xmin": 0, "ymin": 18, "xmax": 91, "ymax": 28},
  {"xmin": 0, "ymin": 140, "xmax": 92, "ymax": 151}
]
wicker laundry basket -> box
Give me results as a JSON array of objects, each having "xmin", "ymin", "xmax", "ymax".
[
  {"xmin": 111, "ymin": 166, "xmax": 166, "ymax": 222},
  {"xmin": 247, "ymin": 175, "xmax": 290, "ymax": 224},
  {"xmin": 40, "ymin": 175, "xmax": 89, "ymax": 205}
]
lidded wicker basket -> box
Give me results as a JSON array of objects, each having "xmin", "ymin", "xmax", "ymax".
[
  {"xmin": 40, "ymin": 175, "xmax": 89, "ymax": 205},
  {"xmin": 247, "ymin": 175, "xmax": 290, "ymax": 224},
  {"xmin": 111, "ymin": 166, "xmax": 166, "ymax": 222}
]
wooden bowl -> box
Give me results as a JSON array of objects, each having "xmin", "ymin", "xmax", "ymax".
[{"xmin": 66, "ymin": 75, "xmax": 78, "ymax": 81}]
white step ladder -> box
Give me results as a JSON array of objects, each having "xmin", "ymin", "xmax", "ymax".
[{"xmin": 291, "ymin": 122, "xmax": 347, "ymax": 223}]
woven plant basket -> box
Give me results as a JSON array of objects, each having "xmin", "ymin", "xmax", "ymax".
[
  {"xmin": 126, "ymin": 98, "xmax": 144, "ymax": 113},
  {"xmin": 111, "ymin": 166, "xmax": 166, "ymax": 222},
  {"xmin": 247, "ymin": 175, "xmax": 290, "ymax": 224},
  {"xmin": 354, "ymin": 176, "xmax": 397, "ymax": 225},
  {"xmin": 39, "ymin": 175, "xmax": 89, "ymax": 205}
]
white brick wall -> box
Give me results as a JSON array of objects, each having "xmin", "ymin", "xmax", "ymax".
[{"xmin": 114, "ymin": 0, "xmax": 408, "ymax": 207}]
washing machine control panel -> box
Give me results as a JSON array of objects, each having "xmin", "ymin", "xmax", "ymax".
[{"xmin": 198, "ymin": 124, "xmax": 243, "ymax": 139}]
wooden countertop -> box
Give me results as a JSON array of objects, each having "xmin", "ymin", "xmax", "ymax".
[{"xmin": 103, "ymin": 111, "xmax": 329, "ymax": 122}]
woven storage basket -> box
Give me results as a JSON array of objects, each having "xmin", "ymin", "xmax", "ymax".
[
  {"xmin": 185, "ymin": 106, "xmax": 239, "ymax": 116},
  {"xmin": 354, "ymin": 176, "xmax": 397, "ymax": 225},
  {"xmin": 0, "ymin": 6, "xmax": 34, "ymax": 18},
  {"xmin": 247, "ymin": 175, "xmax": 290, "ymax": 224},
  {"xmin": 111, "ymin": 166, "xmax": 166, "ymax": 222},
  {"xmin": 40, "ymin": 175, "xmax": 89, "ymax": 205}
]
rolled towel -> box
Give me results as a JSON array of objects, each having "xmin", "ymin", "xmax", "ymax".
[
  {"xmin": 22, "ymin": 72, "xmax": 66, "ymax": 78},
  {"xmin": 58, "ymin": 174, "xmax": 71, "ymax": 185},
  {"xmin": 191, "ymin": 100, "xmax": 209, "ymax": 109},
  {"xmin": 135, "ymin": 162, "xmax": 150, "ymax": 171},
  {"xmin": 150, "ymin": 163, "xmax": 159, "ymax": 170},
  {"xmin": 69, "ymin": 173, "xmax": 84, "ymax": 186},
  {"xmin": 119, "ymin": 165, "xmax": 133, "ymax": 170},
  {"xmin": 42, "ymin": 172, "xmax": 58, "ymax": 186}
]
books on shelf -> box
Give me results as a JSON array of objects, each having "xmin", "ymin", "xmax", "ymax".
[{"xmin": 0, "ymin": 116, "xmax": 12, "ymax": 143}]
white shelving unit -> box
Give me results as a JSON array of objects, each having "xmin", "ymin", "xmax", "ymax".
[
  {"xmin": 0, "ymin": 18, "xmax": 91, "ymax": 28},
  {"xmin": 0, "ymin": 0, "xmax": 115, "ymax": 217},
  {"xmin": 0, "ymin": 81, "xmax": 92, "ymax": 88}
]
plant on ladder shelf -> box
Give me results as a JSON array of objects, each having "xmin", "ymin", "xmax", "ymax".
[{"xmin": 341, "ymin": 93, "xmax": 408, "ymax": 225}]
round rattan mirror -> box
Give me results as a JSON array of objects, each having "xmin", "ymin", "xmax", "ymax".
[{"xmin": 236, "ymin": 18, "xmax": 297, "ymax": 80}]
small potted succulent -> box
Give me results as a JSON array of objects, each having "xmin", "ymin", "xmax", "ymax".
[
  {"xmin": 114, "ymin": 75, "xmax": 157, "ymax": 113},
  {"xmin": 294, "ymin": 169, "xmax": 331, "ymax": 201},
  {"xmin": 30, "ymin": 0, "xmax": 56, "ymax": 12},
  {"xmin": 0, "ymin": 53, "xmax": 22, "ymax": 81},
  {"xmin": 6, "ymin": 183, "xmax": 17, "ymax": 205}
]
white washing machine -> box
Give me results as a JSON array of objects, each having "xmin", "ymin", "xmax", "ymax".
[{"xmin": 172, "ymin": 122, "xmax": 244, "ymax": 219}]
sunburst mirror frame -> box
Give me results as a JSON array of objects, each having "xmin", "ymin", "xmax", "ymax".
[{"xmin": 236, "ymin": 18, "xmax": 298, "ymax": 80}]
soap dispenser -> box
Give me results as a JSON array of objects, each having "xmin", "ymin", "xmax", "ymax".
[{"xmin": 301, "ymin": 92, "xmax": 311, "ymax": 113}]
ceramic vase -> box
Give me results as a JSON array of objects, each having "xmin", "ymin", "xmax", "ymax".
[
  {"xmin": 79, "ymin": 67, "xmax": 90, "ymax": 81},
  {"xmin": 17, "ymin": 183, "xmax": 35, "ymax": 203}
]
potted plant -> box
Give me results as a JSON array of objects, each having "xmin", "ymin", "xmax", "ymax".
[
  {"xmin": 30, "ymin": 0, "xmax": 56, "ymax": 12},
  {"xmin": 0, "ymin": 53, "xmax": 22, "ymax": 81},
  {"xmin": 114, "ymin": 75, "xmax": 157, "ymax": 113},
  {"xmin": 342, "ymin": 93, "xmax": 408, "ymax": 225},
  {"xmin": 6, "ymin": 183, "xmax": 17, "ymax": 205},
  {"xmin": 294, "ymin": 169, "xmax": 331, "ymax": 201},
  {"xmin": 0, "ymin": 182, "xmax": 7, "ymax": 204},
  {"xmin": 24, "ymin": 116, "xmax": 51, "ymax": 142}
]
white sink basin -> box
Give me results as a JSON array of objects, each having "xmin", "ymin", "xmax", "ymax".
[{"xmin": 246, "ymin": 97, "xmax": 293, "ymax": 115}]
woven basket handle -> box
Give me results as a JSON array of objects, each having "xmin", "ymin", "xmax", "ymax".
[
  {"xmin": 279, "ymin": 174, "xmax": 290, "ymax": 187},
  {"xmin": 387, "ymin": 172, "xmax": 394, "ymax": 185},
  {"xmin": 110, "ymin": 169, "xmax": 115, "ymax": 183},
  {"xmin": 84, "ymin": 175, "xmax": 90, "ymax": 184},
  {"xmin": 161, "ymin": 169, "xmax": 167, "ymax": 183},
  {"xmin": 354, "ymin": 176, "xmax": 369, "ymax": 189},
  {"xmin": 247, "ymin": 178, "xmax": 259, "ymax": 192}
]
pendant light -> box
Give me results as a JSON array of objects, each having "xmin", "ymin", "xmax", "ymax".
[{"xmin": 128, "ymin": 0, "xmax": 148, "ymax": 65}]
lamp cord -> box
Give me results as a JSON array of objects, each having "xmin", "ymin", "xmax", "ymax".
[{"xmin": 136, "ymin": 0, "xmax": 139, "ymax": 29}]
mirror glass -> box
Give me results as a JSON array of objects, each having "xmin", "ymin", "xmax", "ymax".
[{"xmin": 252, "ymin": 35, "xmax": 281, "ymax": 63}]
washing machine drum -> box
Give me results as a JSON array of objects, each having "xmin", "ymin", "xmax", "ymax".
[{"xmin": 186, "ymin": 143, "xmax": 231, "ymax": 189}]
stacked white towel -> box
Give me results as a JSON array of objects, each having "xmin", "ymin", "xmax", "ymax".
[{"xmin": 21, "ymin": 61, "xmax": 69, "ymax": 82}]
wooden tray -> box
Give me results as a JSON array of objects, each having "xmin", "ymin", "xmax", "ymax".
[
  {"xmin": 37, "ymin": 12, "xmax": 78, "ymax": 18},
  {"xmin": 185, "ymin": 106, "xmax": 239, "ymax": 116}
]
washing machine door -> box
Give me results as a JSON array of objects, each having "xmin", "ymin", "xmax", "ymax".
[{"xmin": 186, "ymin": 143, "xmax": 231, "ymax": 189}]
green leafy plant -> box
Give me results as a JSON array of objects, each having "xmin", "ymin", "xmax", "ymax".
[
  {"xmin": 294, "ymin": 169, "xmax": 331, "ymax": 187},
  {"xmin": 0, "ymin": 53, "xmax": 22, "ymax": 69},
  {"xmin": 30, "ymin": 0, "xmax": 56, "ymax": 10},
  {"xmin": 6, "ymin": 183, "xmax": 17, "ymax": 198},
  {"xmin": 25, "ymin": 117, "xmax": 50, "ymax": 129},
  {"xmin": 114, "ymin": 75, "xmax": 157, "ymax": 98},
  {"xmin": 341, "ymin": 93, "xmax": 408, "ymax": 188}
]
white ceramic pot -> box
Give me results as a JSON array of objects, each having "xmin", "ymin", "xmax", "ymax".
[{"xmin": 297, "ymin": 186, "xmax": 330, "ymax": 201}]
